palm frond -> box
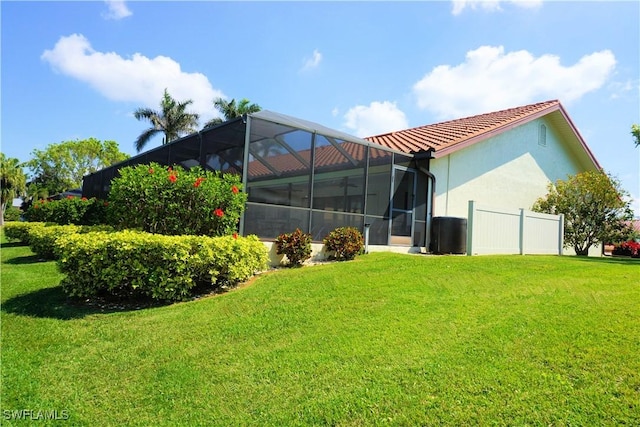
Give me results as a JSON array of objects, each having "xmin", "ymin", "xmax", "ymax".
[
  {"xmin": 203, "ymin": 117, "xmax": 225, "ymax": 129},
  {"xmin": 134, "ymin": 89, "xmax": 200, "ymax": 151},
  {"xmin": 135, "ymin": 128, "xmax": 161, "ymax": 152}
]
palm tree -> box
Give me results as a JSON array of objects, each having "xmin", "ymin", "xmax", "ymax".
[
  {"xmin": 1, "ymin": 153, "xmax": 26, "ymax": 226},
  {"xmin": 134, "ymin": 89, "xmax": 200, "ymax": 152},
  {"xmin": 204, "ymin": 97, "xmax": 261, "ymax": 129}
]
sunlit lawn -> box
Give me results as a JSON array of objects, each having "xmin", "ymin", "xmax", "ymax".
[{"xmin": 1, "ymin": 235, "xmax": 638, "ymax": 426}]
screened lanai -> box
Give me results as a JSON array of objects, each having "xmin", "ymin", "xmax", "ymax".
[{"xmin": 83, "ymin": 110, "xmax": 433, "ymax": 246}]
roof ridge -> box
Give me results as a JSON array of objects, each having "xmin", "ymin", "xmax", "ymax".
[{"xmin": 367, "ymin": 99, "xmax": 559, "ymax": 138}]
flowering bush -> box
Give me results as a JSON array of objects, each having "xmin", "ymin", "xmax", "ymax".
[
  {"xmin": 23, "ymin": 196, "xmax": 108, "ymax": 225},
  {"xmin": 275, "ymin": 228, "xmax": 312, "ymax": 267},
  {"xmin": 107, "ymin": 163, "xmax": 247, "ymax": 236},
  {"xmin": 323, "ymin": 227, "xmax": 364, "ymax": 261},
  {"xmin": 612, "ymin": 241, "xmax": 640, "ymax": 258}
]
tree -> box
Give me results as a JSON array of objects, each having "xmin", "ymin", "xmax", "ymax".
[
  {"xmin": 134, "ymin": 89, "xmax": 200, "ymax": 152},
  {"xmin": 203, "ymin": 97, "xmax": 261, "ymax": 128},
  {"xmin": 25, "ymin": 138, "xmax": 129, "ymax": 198},
  {"xmin": 532, "ymin": 170, "xmax": 635, "ymax": 256},
  {"xmin": 632, "ymin": 124, "xmax": 640, "ymax": 148},
  {"xmin": 0, "ymin": 153, "xmax": 27, "ymax": 226}
]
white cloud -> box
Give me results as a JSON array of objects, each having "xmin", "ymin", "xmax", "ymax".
[
  {"xmin": 41, "ymin": 34, "xmax": 224, "ymax": 123},
  {"xmin": 302, "ymin": 49, "xmax": 322, "ymax": 71},
  {"xmin": 608, "ymin": 79, "xmax": 639, "ymax": 99},
  {"xmin": 103, "ymin": 0, "xmax": 132, "ymax": 20},
  {"xmin": 452, "ymin": 0, "xmax": 542, "ymax": 15},
  {"xmin": 413, "ymin": 45, "xmax": 616, "ymax": 119},
  {"xmin": 344, "ymin": 101, "xmax": 409, "ymax": 137}
]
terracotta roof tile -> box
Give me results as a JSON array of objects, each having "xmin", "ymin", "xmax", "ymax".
[{"xmin": 365, "ymin": 100, "xmax": 561, "ymax": 155}]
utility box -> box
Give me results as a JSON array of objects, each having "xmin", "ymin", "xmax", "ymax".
[{"xmin": 431, "ymin": 217, "xmax": 467, "ymax": 254}]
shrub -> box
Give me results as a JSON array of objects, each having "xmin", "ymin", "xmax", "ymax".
[
  {"xmin": 181, "ymin": 234, "xmax": 269, "ymax": 286},
  {"xmin": 612, "ymin": 241, "xmax": 640, "ymax": 258},
  {"xmin": 28, "ymin": 224, "xmax": 81, "ymax": 260},
  {"xmin": 55, "ymin": 231, "xmax": 268, "ymax": 302},
  {"xmin": 275, "ymin": 228, "xmax": 312, "ymax": 267},
  {"xmin": 323, "ymin": 227, "xmax": 364, "ymax": 261},
  {"xmin": 22, "ymin": 199, "xmax": 53, "ymax": 222},
  {"xmin": 107, "ymin": 163, "xmax": 247, "ymax": 236},
  {"xmin": 3, "ymin": 221, "xmax": 46, "ymax": 244},
  {"xmin": 23, "ymin": 197, "xmax": 108, "ymax": 225},
  {"xmin": 3, "ymin": 206, "xmax": 22, "ymax": 222},
  {"xmin": 28, "ymin": 224, "xmax": 115, "ymax": 260}
]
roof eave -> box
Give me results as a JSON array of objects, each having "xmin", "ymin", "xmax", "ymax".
[{"xmin": 554, "ymin": 103, "xmax": 602, "ymax": 170}]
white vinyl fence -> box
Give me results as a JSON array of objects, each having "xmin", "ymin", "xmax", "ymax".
[{"xmin": 466, "ymin": 201, "xmax": 564, "ymax": 256}]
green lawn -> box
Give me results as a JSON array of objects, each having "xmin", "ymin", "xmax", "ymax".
[{"xmin": 1, "ymin": 238, "xmax": 639, "ymax": 426}]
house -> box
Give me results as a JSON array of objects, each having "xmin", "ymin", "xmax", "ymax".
[
  {"xmin": 83, "ymin": 100, "xmax": 601, "ymax": 255},
  {"xmin": 366, "ymin": 99, "xmax": 601, "ymax": 254},
  {"xmin": 366, "ymin": 99, "xmax": 600, "ymax": 219}
]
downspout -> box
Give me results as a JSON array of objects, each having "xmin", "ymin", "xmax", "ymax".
[{"xmin": 417, "ymin": 150, "xmax": 436, "ymax": 252}]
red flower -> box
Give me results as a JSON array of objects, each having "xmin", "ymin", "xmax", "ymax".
[
  {"xmin": 149, "ymin": 168, "xmax": 154, "ymax": 174},
  {"xmin": 81, "ymin": 197, "xmax": 88, "ymax": 201},
  {"xmin": 103, "ymin": 202, "xmax": 109, "ymax": 207},
  {"xmin": 193, "ymin": 177, "xmax": 205, "ymax": 188},
  {"xmin": 67, "ymin": 195, "xmax": 74, "ymax": 200},
  {"xmin": 214, "ymin": 208, "xmax": 224, "ymax": 217},
  {"xmin": 233, "ymin": 233, "xmax": 238, "ymax": 239},
  {"xmin": 169, "ymin": 174, "xmax": 177, "ymax": 183},
  {"xmin": 231, "ymin": 185, "xmax": 239, "ymax": 194}
]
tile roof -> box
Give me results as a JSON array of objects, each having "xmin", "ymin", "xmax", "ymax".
[{"xmin": 365, "ymin": 100, "xmax": 564, "ymax": 157}]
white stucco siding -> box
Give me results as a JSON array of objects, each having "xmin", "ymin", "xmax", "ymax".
[{"xmin": 430, "ymin": 118, "xmax": 587, "ymax": 218}]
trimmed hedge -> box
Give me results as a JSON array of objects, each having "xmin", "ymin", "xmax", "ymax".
[
  {"xmin": 55, "ymin": 231, "xmax": 269, "ymax": 302},
  {"xmin": 3, "ymin": 221, "xmax": 46, "ymax": 244},
  {"xmin": 29, "ymin": 225, "xmax": 81, "ymax": 260},
  {"xmin": 28, "ymin": 224, "xmax": 115, "ymax": 260}
]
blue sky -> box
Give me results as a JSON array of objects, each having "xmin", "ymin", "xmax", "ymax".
[{"xmin": 2, "ymin": 0, "xmax": 639, "ymax": 214}]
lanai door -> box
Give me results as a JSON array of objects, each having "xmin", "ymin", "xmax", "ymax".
[{"xmin": 390, "ymin": 167, "xmax": 416, "ymax": 245}]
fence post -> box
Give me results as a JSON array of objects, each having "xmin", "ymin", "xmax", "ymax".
[
  {"xmin": 519, "ymin": 209, "xmax": 525, "ymax": 255},
  {"xmin": 467, "ymin": 200, "xmax": 475, "ymax": 256},
  {"xmin": 558, "ymin": 214, "xmax": 564, "ymax": 255}
]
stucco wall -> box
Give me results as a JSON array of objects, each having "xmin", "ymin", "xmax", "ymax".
[
  {"xmin": 262, "ymin": 242, "xmax": 420, "ymax": 267},
  {"xmin": 430, "ymin": 118, "xmax": 588, "ymax": 219}
]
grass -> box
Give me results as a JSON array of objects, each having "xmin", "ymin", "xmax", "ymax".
[{"xmin": 1, "ymin": 236, "xmax": 639, "ymax": 426}]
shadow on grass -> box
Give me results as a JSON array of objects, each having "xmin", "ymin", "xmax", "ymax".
[
  {"xmin": 5, "ymin": 254, "xmax": 48, "ymax": 265},
  {"xmin": 571, "ymin": 255, "xmax": 640, "ymax": 265},
  {"xmin": 1, "ymin": 286, "xmax": 169, "ymax": 320},
  {"xmin": 0, "ymin": 241, "xmax": 29, "ymax": 248}
]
